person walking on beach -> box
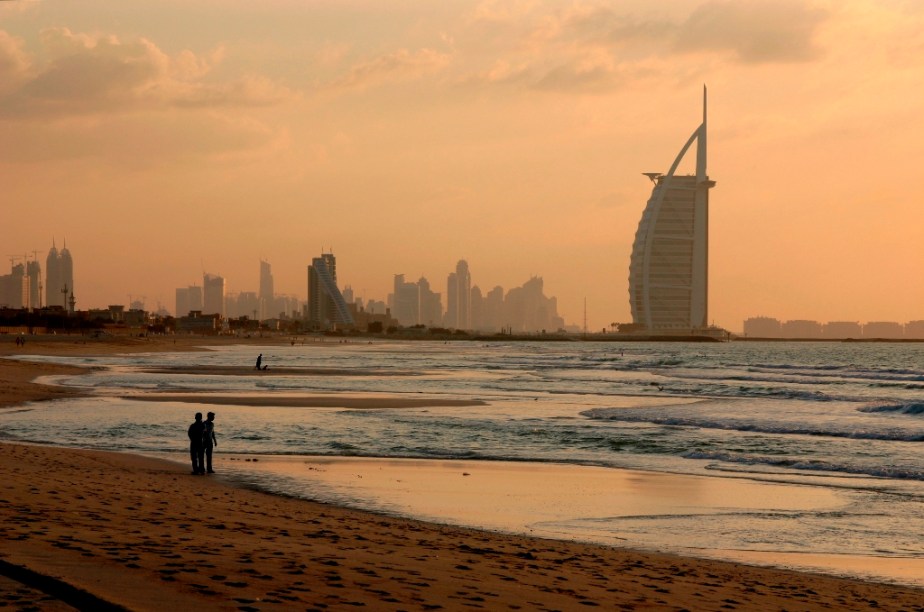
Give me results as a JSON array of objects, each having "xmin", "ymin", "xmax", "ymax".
[
  {"xmin": 255, "ymin": 353, "xmax": 263, "ymax": 370},
  {"xmin": 203, "ymin": 411, "xmax": 217, "ymax": 474},
  {"xmin": 188, "ymin": 412, "xmax": 205, "ymax": 475}
]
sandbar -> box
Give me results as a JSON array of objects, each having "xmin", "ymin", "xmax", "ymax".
[
  {"xmin": 128, "ymin": 394, "xmax": 486, "ymax": 409},
  {"xmin": 141, "ymin": 366, "xmax": 420, "ymax": 377}
]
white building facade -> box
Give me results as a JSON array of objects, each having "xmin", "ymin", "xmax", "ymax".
[{"xmin": 629, "ymin": 89, "xmax": 714, "ymax": 333}]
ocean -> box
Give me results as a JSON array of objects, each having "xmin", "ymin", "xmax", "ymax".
[{"xmin": 3, "ymin": 340, "xmax": 923, "ymax": 585}]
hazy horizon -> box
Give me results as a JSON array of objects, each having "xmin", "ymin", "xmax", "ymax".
[{"xmin": 2, "ymin": 0, "xmax": 923, "ymax": 331}]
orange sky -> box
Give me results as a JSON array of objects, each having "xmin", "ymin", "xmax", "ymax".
[{"xmin": 2, "ymin": 0, "xmax": 922, "ymax": 331}]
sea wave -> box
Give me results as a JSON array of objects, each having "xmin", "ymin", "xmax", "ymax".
[
  {"xmin": 581, "ymin": 408, "xmax": 924, "ymax": 442},
  {"xmin": 858, "ymin": 402, "xmax": 924, "ymax": 416},
  {"xmin": 685, "ymin": 450, "xmax": 924, "ymax": 481}
]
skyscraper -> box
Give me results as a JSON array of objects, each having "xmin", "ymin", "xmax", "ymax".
[
  {"xmin": 26, "ymin": 260, "xmax": 41, "ymax": 309},
  {"xmin": 259, "ymin": 259, "xmax": 274, "ymax": 320},
  {"xmin": 392, "ymin": 274, "xmax": 419, "ymax": 326},
  {"xmin": 203, "ymin": 273, "xmax": 225, "ymax": 317},
  {"xmin": 444, "ymin": 260, "xmax": 471, "ymax": 330},
  {"xmin": 306, "ymin": 252, "xmax": 354, "ymax": 329},
  {"xmin": 176, "ymin": 288, "xmax": 190, "ymax": 317},
  {"xmin": 45, "ymin": 240, "xmax": 75, "ymax": 308},
  {"xmin": 628, "ymin": 89, "xmax": 715, "ymax": 333}
]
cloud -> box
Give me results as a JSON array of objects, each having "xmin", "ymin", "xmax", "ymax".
[
  {"xmin": 532, "ymin": 51, "xmax": 623, "ymax": 92},
  {"xmin": 674, "ymin": 1, "xmax": 827, "ymax": 63},
  {"xmin": 0, "ymin": 30, "xmax": 30, "ymax": 95},
  {"xmin": 0, "ymin": 27, "xmax": 293, "ymax": 119},
  {"xmin": 460, "ymin": 1, "xmax": 828, "ymax": 93},
  {"xmin": 551, "ymin": 1, "xmax": 827, "ymax": 64},
  {"xmin": 0, "ymin": 110, "xmax": 281, "ymax": 166},
  {"xmin": 329, "ymin": 47, "xmax": 451, "ymax": 91}
]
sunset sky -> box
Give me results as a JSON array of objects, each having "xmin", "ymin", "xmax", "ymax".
[{"xmin": 2, "ymin": 0, "xmax": 922, "ymax": 331}]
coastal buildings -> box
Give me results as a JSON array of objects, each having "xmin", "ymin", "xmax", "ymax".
[
  {"xmin": 0, "ymin": 263, "xmax": 30, "ymax": 309},
  {"xmin": 175, "ymin": 285, "xmax": 203, "ymax": 317},
  {"xmin": 306, "ymin": 252, "xmax": 354, "ymax": 329},
  {"xmin": 500, "ymin": 277, "xmax": 564, "ymax": 333},
  {"xmin": 203, "ymin": 273, "xmax": 225, "ymax": 317},
  {"xmin": 742, "ymin": 317, "xmax": 922, "ymax": 339},
  {"xmin": 444, "ymin": 260, "xmax": 471, "ymax": 330},
  {"xmin": 823, "ymin": 321, "xmax": 862, "ymax": 339},
  {"xmin": 391, "ymin": 275, "xmax": 442, "ymax": 327},
  {"xmin": 45, "ymin": 241, "xmax": 75, "ymax": 309},
  {"xmin": 781, "ymin": 320, "xmax": 823, "ymax": 339},
  {"xmin": 629, "ymin": 89, "xmax": 714, "ymax": 335},
  {"xmin": 743, "ymin": 317, "xmax": 782, "ymax": 338},
  {"xmin": 863, "ymin": 321, "xmax": 903, "ymax": 339},
  {"xmin": 259, "ymin": 260, "xmax": 274, "ymax": 321}
]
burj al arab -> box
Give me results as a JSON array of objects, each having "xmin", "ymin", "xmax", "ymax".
[{"xmin": 628, "ymin": 88, "xmax": 716, "ymax": 335}]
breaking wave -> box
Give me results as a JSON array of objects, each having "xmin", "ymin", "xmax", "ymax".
[{"xmin": 858, "ymin": 402, "xmax": 924, "ymax": 416}]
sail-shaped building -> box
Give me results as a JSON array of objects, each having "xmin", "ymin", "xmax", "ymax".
[{"xmin": 628, "ymin": 89, "xmax": 715, "ymax": 334}]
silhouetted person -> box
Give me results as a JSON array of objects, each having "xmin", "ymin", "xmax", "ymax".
[
  {"xmin": 255, "ymin": 353, "xmax": 263, "ymax": 370},
  {"xmin": 203, "ymin": 411, "xmax": 217, "ymax": 474},
  {"xmin": 188, "ymin": 412, "xmax": 205, "ymax": 475}
]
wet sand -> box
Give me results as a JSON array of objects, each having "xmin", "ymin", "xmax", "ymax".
[
  {"xmin": 2, "ymin": 336, "xmax": 924, "ymax": 609},
  {"xmin": 129, "ymin": 394, "xmax": 485, "ymax": 408},
  {"xmin": 142, "ymin": 366, "xmax": 420, "ymax": 377},
  {"xmin": 3, "ymin": 443, "xmax": 924, "ymax": 611}
]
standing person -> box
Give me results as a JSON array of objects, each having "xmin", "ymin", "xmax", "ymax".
[
  {"xmin": 187, "ymin": 412, "xmax": 205, "ymax": 475},
  {"xmin": 203, "ymin": 412, "xmax": 217, "ymax": 474},
  {"xmin": 255, "ymin": 353, "xmax": 263, "ymax": 370}
]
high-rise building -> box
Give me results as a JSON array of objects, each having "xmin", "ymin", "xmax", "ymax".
[
  {"xmin": 391, "ymin": 275, "xmax": 442, "ymax": 327},
  {"xmin": 203, "ymin": 273, "xmax": 225, "ymax": 317},
  {"xmin": 26, "ymin": 260, "xmax": 41, "ymax": 309},
  {"xmin": 503, "ymin": 277, "xmax": 564, "ymax": 333},
  {"xmin": 418, "ymin": 277, "xmax": 442, "ymax": 327},
  {"xmin": 629, "ymin": 89, "xmax": 714, "ymax": 333},
  {"xmin": 45, "ymin": 240, "xmax": 75, "ymax": 308},
  {"xmin": 176, "ymin": 288, "xmax": 190, "ymax": 317},
  {"xmin": 392, "ymin": 274, "xmax": 419, "ymax": 326},
  {"xmin": 482, "ymin": 286, "xmax": 504, "ymax": 332},
  {"xmin": 60, "ymin": 243, "xmax": 73, "ymax": 302},
  {"xmin": 259, "ymin": 260, "xmax": 274, "ymax": 320},
  {"xmin": 444, "ymin": 260, "xmax": 472, "ymax": 330},
  {"xmin": 45, "ymin": 243, "xmax": 61, "ymax": 307},
  {"xmin": 306, "ymin": 252, "xmax": 354, "ymax": 329},
  {"xmin": 0, "ymin": 263, "xmax": 29, "ymax": 309}
]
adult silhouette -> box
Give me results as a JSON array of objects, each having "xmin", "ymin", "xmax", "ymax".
[
  {"xmin": 203, "ymin": 412, "xmax": 217, "ymax": 474},
  {"xmin": 187, "ymin": 412, "xmax": 205, "ymax": 475}
]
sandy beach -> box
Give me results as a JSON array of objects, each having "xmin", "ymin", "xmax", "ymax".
[{"xmin": 2, "ymin": 336, "xmax": 924, "ymax": 610}]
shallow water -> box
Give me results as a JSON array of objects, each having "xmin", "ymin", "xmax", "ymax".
[{"xmin": 2, "ymin": 340, "xmax": 923, "ymax": 585}]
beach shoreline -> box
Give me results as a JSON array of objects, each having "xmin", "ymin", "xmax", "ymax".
[
  {"xmin": 3, "ymin": 442, "xmax": 924, "ymax": 611},
  {"xmin": 2, "ymin": 336, "xmax": 924, "ymax": 609}
]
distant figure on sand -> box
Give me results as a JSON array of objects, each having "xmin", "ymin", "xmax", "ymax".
[
  {"xmin": 188, "ymin": 412, "xmax": 205, "ymax": 475},
  {"xmin": 255, "ymin": 354, "xmax": 263, "ymax": 370},
  {"xmin": 203, "ymin": 412, "xmax": 217, "ymax": 474}
]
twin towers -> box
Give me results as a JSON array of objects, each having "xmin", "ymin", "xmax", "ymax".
[{"xmin": 628, "ymin": 88, "xmax": 715, "ymax": 334}]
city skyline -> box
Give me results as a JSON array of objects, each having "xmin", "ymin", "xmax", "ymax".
[{"xmin": 2, "ymin": 2, "xmax": 924, "ymax": 330}]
